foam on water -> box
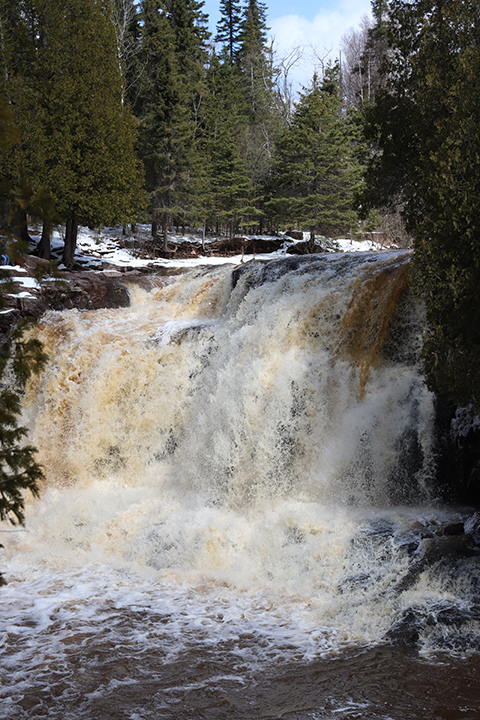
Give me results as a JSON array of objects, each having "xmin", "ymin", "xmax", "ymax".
[{"xmin": 1, "ymin": 251, "xmax": 479, "ymax": 703}]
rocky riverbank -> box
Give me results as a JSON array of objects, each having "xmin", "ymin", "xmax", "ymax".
[{"xmin": 0, "ymin": 255, "xmax": 191, "ymax": 334}]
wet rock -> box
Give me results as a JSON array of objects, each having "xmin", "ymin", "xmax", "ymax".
[
  {"xmin": 442, "ymin": 521, "xmax": 465, "ymax": 536},
  {"xmin": 41, "ymin": 272, "xmax": 130, "ymax": 310},
  {"xmin": 213, "ymin": 237, "xmax": 283, "ymax": 256},
  {"xmin": 464, "ymin": 512, "xmax": 480, "ymax": 543},
  {"xmin": 144, "ymin": 236, "xmax": 284, "ymax": 259},
  {"xmin": 386, "ymin": 602, "xmax": 480, "ymax": 649},
  {"xmin": 0, "ymin": 257, "xmax": 192, "ymax": 332},
  {"xmin": 286, "ymin": 240, "xmax": 328, "ymax": 255},
  {"xmin": 386, "ymin": 607, "xmax": 428, "ymax": 647},
  {"xmin": 365, "ymin": 518, "xmax": 395, "ymax": 537},
  {"xmin": 393, "ymin": 534, "xmax": 479, "ymax": 594},
  {"xmin": 434, "ymin": 603, "xmax": 480, "ymax": 626},
  {"xmin": 338, "ymin": 572, "xmax": 372, "ymax": 594},
  {"xmin": 285, "ymin": 230, "xmax": 304, "ymax": 240}
]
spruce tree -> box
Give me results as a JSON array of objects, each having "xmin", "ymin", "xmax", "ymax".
[
  {"xmin": 201, "ymin": 51, "xmax": 253, "ymax": 236},
  {"xmin": 237, "ymin": 0, "xmax": 268, "ymax": 67},
  {"xmin": 236, "ymin": 0, "xmax": 282, "ymax": 202},
  {"xmin": 215, "ymin": 0, "xmax": 243, "ymax": 64},
  {"xmin": 137, "ymin": 0, "xmax": 190, "ymax": 248},
  {"xmin": 268, "ymin": 63, "xmax": 361, "ymax": 238},
  {"xmin": 136, "ymin": 0, "xmax": 209, "ymax": 248}
]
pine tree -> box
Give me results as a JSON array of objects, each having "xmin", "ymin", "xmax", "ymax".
[
  {"xmin": 268, "ymin": 63, "xmax": 361, "ymax": 238},
  {"xmin": 215, "ymin": 0, "xmax": 243, "ymax": 64},
  {"xmin": 137, "ymin": 0, "xmax": 190, "ymax": 248}
]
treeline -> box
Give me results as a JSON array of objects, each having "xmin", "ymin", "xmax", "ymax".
[{"xmin": 0, "ymin": 0, "xmax": 382, "ymax": 266}]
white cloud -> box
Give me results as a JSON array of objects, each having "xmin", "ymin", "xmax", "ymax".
[{"xmin": 269, "ymin": 1, "xmax": 372, "ymax": 89}]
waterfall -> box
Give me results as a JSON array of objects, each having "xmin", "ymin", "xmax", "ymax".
[
  {"xmin": 2, "ymin": 250, "xmax": 480, "ymax": 713},
  {"xmin": 24, "ymin": 250, "xmax": 434, "ymax": 506}
]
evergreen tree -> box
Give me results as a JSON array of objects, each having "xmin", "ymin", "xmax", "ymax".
[
  {"xmin": 170, "ymin": 0, "xmax": 209, "ymax": 71},
  {"xmin": 138, "ymin": 0, "xmax": 190, "ymax": 248},
  {"xmin": 361, "ymin": 0, "xmax": 480, "ymax": 410},
  {"xmin": 0, "ymin": 94, "xmax": 47, "ymax": 585},
  {"xmin": 268, "ymin": 63, "xmax": 361, "ymax": 238},
  {"xmin": 236, "ymin": 0, "xmax": 282, "ymax": 197},
  {"xmin": 201, "ymin": 50, "xmax": 253, "ymax": 236},
  {"xmin": 215, "ymin": 0, "xmax": 243, "ymax": 64},
  {"xmin": 0, "ymin": 0, "xmax": 41, "ymax": 246},
  {"xmin": 2, "ymin": 0, "xmax": 143, "ymax": 267},
  {"xmin": 169, "ymin": 0, "xmax": 210, "ymax": 230},
  {"xmin": 137, "ymin": 0, "xmax": 209, "ymax": 248},
  {"xmin": 237, "ymin": 0, "xmax": 268, "ymax": 67}
]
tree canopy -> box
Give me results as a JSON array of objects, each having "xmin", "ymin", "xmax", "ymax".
[
  {"xmin": 1, "ymin": 0, "xmax": 143, "ymax": 266},
  {"xmin": 268, "ymin": 64, "xmax": 362, "ymax": 238},
  {"xmin": 361, "ymin": 0, "xmax": 480, "ymax": 411}
]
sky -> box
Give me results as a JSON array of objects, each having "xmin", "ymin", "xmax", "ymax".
[{"xmin": 203, "ymin": 0, "xmax": 373, "ymax": 88}]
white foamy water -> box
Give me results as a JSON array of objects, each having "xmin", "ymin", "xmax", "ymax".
[{"xmin": 2, "ymin": 252, "xmax": 480, "ymax": 719}]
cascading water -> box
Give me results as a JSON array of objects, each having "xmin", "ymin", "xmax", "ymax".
[{"xmin": 2, "ymin": 250, "xmax": 480, "ymax": 720}]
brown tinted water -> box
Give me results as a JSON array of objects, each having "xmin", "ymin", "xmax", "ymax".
[
  {"xmin": 2, "ymin": 253, "xmax": 480, "ymax": 719},
  {"xmin": 3, "ymin": 615, "xmax": 480, "ymax": 720}
]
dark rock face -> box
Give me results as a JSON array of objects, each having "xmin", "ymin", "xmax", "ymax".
[
  {"xmin": 386, "ymin": 607, "xmax": 428, "ymax": 647},
  {"xmin": 433, "ymin": 395, "xmax": 480, "ymax": 505},
  {"xmin": 286, "ymin": 240, "xmax": 328, "ymax": 255},
  {"xmin": 0, "ymin": 256, "xmax": 189, "ymax": 337},
  {"xmin": 386, "ymin": 601, "xmax": 480, "ymax": 651},
  {"xmin": 130, "ymin": 236, "xmax": 284, "ymax": 259},
  {"xmin": 42, "ymin": 272, "xmax": 131, "ymax": 311}
]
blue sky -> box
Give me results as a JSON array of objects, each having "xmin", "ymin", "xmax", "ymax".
[{"xmin": 203, "ymin": 0, "xmax": 373, "ymax": 87}]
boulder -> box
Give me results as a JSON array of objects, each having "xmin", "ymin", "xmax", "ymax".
[{"xmin": 285, "ymin": 230, "xmax": 304, "ymax": 240}]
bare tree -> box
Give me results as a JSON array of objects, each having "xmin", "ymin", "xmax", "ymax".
[
  {"xmin": 340, "ymin": 14, "xmax": 386, "ymax": 109},
  {"xmin": 267, "ymin": 41, "xmax": 303, "ymax": 126},
  {"xmin": 111, "ymin": 0, "xmax": 145, "ymax": 105}
]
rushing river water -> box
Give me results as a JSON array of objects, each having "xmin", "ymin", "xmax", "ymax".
[{"xmin": 2, "ymin": 251, "xmax": 480, "ymax": 719}]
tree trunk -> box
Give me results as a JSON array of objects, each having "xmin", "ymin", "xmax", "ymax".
[
  {"xmin": 62, "ymin": 217, "xmax": 78, "ymax": 268},
  {"xmin": 151, "ymin": 218, "xmax": 157, "ymax": 238},
  {"xmin": 36, "ymin": 219, "xmax": 52, "ymax": 260},
  {"xmin": 10, "ymin": 208, "xmax": 32, "ymax": 245},
  {"xmin": 162, "ymin": 213, "xmax": 169, "ymax": 253}
]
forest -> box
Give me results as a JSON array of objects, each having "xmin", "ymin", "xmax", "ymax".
[
  {"xmin": 1, "ymin": 0, "xmax": 480, "ymax": 533},
  {"xmin": 0, "ymin": 0, "xmax": 387, "ymax": 265}
]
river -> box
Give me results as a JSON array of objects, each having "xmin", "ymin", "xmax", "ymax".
[{"xmin": 1, "ymin": 251, "xmax": 480, "ymax": 718}]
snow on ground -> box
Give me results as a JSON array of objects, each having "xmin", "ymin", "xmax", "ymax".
[
  {"xmin": 2, "ymin": 225, "xmax": 386, "ymax": 302},
  {"xmin": 42, "ymin": 225, "xmax": 385, "ymax": 272},
  {"xmin": 1, "ymin": 265, "xmax": 40, "ymax": 302}
]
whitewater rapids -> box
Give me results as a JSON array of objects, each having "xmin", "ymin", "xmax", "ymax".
[{"xmin": 1, "ymin": 251, "xmax": 480, "ymax": 719}]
